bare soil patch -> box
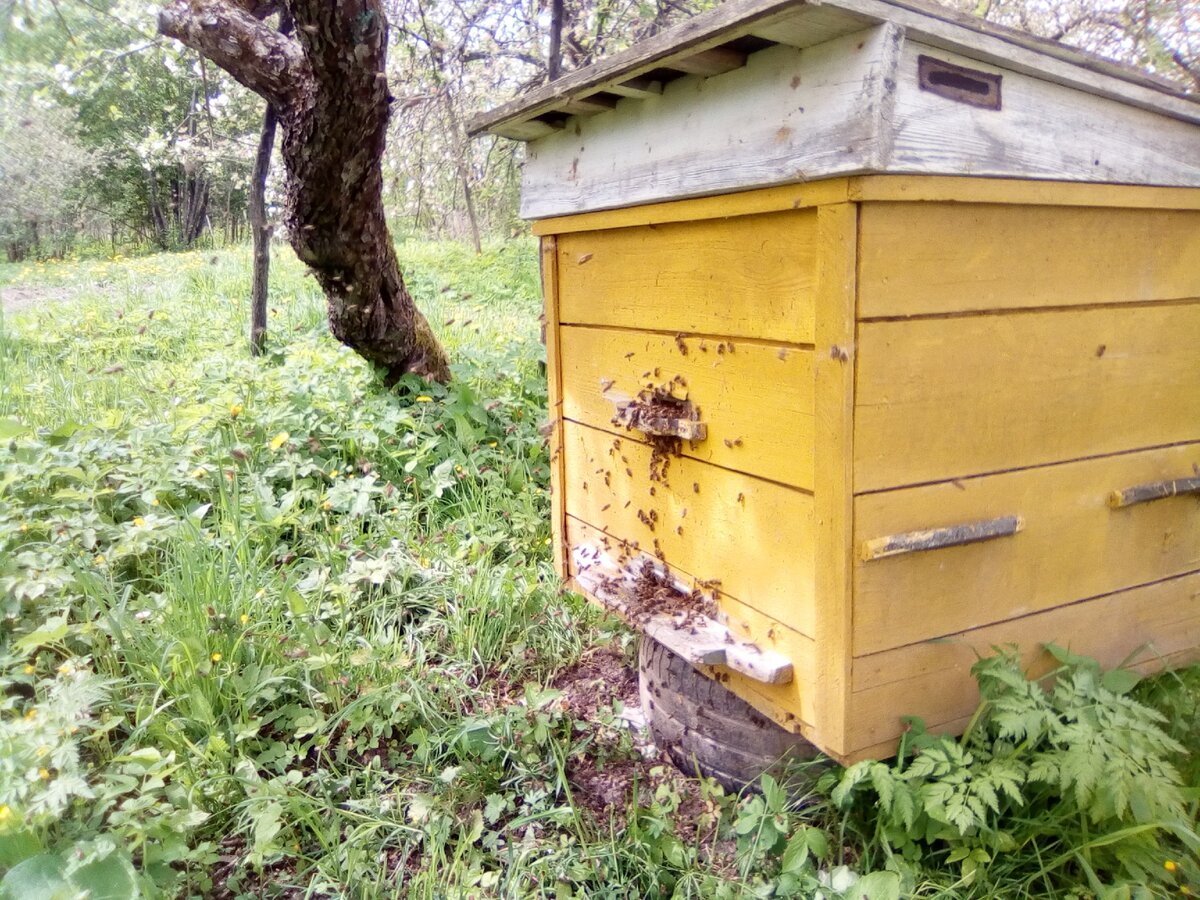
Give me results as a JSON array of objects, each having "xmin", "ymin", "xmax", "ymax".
[{"xmin": 1, "ymin": 284, "xmax": 76, "ymax": 314}]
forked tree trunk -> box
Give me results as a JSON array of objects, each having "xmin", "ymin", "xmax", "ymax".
[{"xmin": 159, "ymin": 0, "xmax": 451, "ymax": 383}]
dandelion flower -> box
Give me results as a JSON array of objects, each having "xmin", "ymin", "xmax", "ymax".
[
  {"xmin": 239, "ymin": 614, "xmax": 249, "ymax": 625},
  {"xmin": 38, "ymin": 768, "xmax": 50, "ymax": 781},
  {"xmin": 150, "ymin": 498, "xmax": 160, "ymax": 506},
  {"xmin": 328, "ymin": 469, "xmax": 338, "ymax": 478},
  {"xmin": 132, "ymin": 516, "xmax": 146, "ymax": 527},
  {"xmin": 269, "ymin": 431, "xmax": 289, "ymax": 450},
  {"xmin": 24, "ymin": 709, "xmax": 36, "ymax": 721},
  {"xmin": 22, "ymin": 665, "xmax": 34, "ymax": 675},
  {"xmin": 1166, "ymin": 861, "xmax": 1178, "ymax": 872},
  {"xmin": 415, "ymin": 395, "xmax": 433, "ymax": 403},
  {"xmin": 93, "ymin": 553, "xmax": 107, "ymax": 566},
  {"xmin": 19, "ymin": 523, "xmax": 28, "ymax": 532},
  {"xmin": 211, "ymin": 652, "xmax": 222, "ymax": 663},
  {"xmin": 191, "ymin": 467, "xmax": 207, "ymax": 478},
  {"xmin": 0, "ymin": 805, "xmax": 11, "ymax": 823},
  {"xmin": 230, "ymin": 403, "xmax": 244, "ymax": 418}
]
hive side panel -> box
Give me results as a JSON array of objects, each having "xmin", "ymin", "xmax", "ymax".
[
  {"xmin": 844, "ymin": 187, "xmax": 1200, "ymax": 759},
  {"xmin": 556, "ymin": 210, "xmax": 818, "ymax": 344},
  {"xmin": 541, "ymin": 236, "xmax": 569, "ymax": 581},
  {"xmin": 811, "ymin": 202, "xmax": 860, "ymax": 759},
  {"xmin": 858, "ymin": 203, "xmax": 1200, "ymax": 319},
  {"xmin": 846, "ymin": 572, "xmax": 1200, "ymax": 759},
  {"xmin": 559, "ymin": 326, "xmax": 816, "ymax": 489}
]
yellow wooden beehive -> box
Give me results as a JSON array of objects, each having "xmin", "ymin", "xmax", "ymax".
[{"xmin": 472, "ymin": 0, "xmax": 1200, "ymax": 762}]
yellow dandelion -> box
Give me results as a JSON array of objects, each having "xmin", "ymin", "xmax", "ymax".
[
  {"xmin": 269, "ymin": 431, "xmax": 289, "ymax": 450},
  {"xmin": 150, "ymin": 498, "xmax": 160, "ymax": 506},
  {"xmin": 93, "ymin": 553, "xmax": 106, "ymax": 566},
  {"xmin": 38, "ymin": 768, "xmax": 50, "ymax": 781},
  {"xmin": 19, "ymin": 523, "xmax": 28, "ymax": 532},
  {"xmin": 415, "ymin": 395, "xmax": 433, "ymax": 403},
  {"xmin": 132, "ymin": 516, "xmax": 146, "ymax": 527},
  {"xmin": 230, "ymin": 403, "xmax": 244, "ymax": 418},
  {"xmin": 22, "ymin": 665, "xmax": 34, "ymax": 675},
  {"xmin": 24, "ymin": 709, "xmax": 36, "ymax": 720},
  {"xmin": 210, "ymin": 652, "xmax": 222, "ymax": 663},
  {"xmin": 0, "ymin": 805, "xmax": 11, "ymax": 823},
  {"xmin": 239, "ymin": 613, "xmax": 249, "ymax": 625},
  {"xmin": 191, "ymin": 467, "xmax": 207, "ymax": 479},
  {"xmin": 57, "ymin": 662, "xmax": 73, "ymax": 676},
  {"xmin": 1166, "ymin": 861, "xmax": 1178, "ymax": 872},
  {"xmin": 322, "ymin": 501, "xmax": 332, "ymax": 510},
  {"xmin": 487, "ymin": 442, "xmax": 497, "ymax": 448},
  {"xmin": 328, "ymin": 469, "xmax": 338, "ymax": 478}
]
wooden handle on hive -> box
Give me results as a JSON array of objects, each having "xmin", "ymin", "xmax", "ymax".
[
  {"xmin": 613, "ymin": 402, "xmax": 707, "ymax": 441},
  {"xmin": 1109, "ymin": 476, "xmax": 1200, "ymax": 509},
  {"xmin": 861, "ymin": 515, "xmax": 1024, "ymax": 562}
]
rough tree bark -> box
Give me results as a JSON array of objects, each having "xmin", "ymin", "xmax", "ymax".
[
  {"xmin": 248, "ymin": 100, "xmax": 277, "ymax": 356},
  {"xmin": 159, "ymin": 0, "xmax": 451, "ymax": 383}
]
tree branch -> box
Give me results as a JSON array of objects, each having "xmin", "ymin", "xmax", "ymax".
[{"xmin": 157, "ymin": 0, "xmax": 307, "ymax": 108}]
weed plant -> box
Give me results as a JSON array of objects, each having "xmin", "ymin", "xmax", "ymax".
[{"xmin": 0, "ymin": 246, "xmax": 1196, "ymax": 899}]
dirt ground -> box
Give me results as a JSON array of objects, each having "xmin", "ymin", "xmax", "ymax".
[{"xmin": 0, "ymin": 284, "xmax": 75, "ymax": 315}]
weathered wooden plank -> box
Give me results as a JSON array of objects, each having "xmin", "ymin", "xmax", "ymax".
[
  {"xmin": 541, "ymin": 237, "xmax": 569, "ymax": 581},
  {"xmin": 881, "ymin": 42, "xmax": 1200, "ymax": 190},
  {"xmin": 668, "ymin": 45, "xmax": 749, "ymax": 77},
  {"xmin": 471, "ymin": 0, "xmax": 1199, "ymax": 141},
  {"xmin": 561, "ymin": 419, "xmax": 817, "ymax": 637},
  {"xmin": 812, "ymin": 202, "xmax": 859, "ymax": 758},
  {"xmin": 518, "ymin": 29, "xmax": 898, "ymax": 219},
  {"xmin": 858, "ymin": 203, "xmax": 1200, "ymax": 320},
  {"xmin": 556, "ymin": 209, "xmax": 818, "ymax": 343},
  {"xmin": 860, "ymin": 514, "xmax": 1023, "ymax": 562},
  {"xmin": 1110, "ymin": 476, "xmax": 1200, "ymax": 510},
  {"xmin": 846, "ymin": 176, "xmax": 1200, "ymax": 210},
  {"xmin": 565, "ymin": 516, "xmax": 819, "ymax": 732},
  {"xmin": 559, "ymin": 326, "xmax": 816, "ymax": 489},
  {"xmin": 854, "ymin": 303, "xmax": 1200, "ymax": 492},
  {"xmin": 606, "ymin": 76, "xmax": 663, "ymax": 99},
  {"xmin": 531, "ymin": 179, "xmax": 850, "ymax": 235},
  {"xmin": 853, "ymin": 442, "xmax": 1200, "ymax": 656},
  {"xmin": 847, "ymin": 570, "xmax": 1200, "ymax": 755}
]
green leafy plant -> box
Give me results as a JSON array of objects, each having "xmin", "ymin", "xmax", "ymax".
[{"xmin": 832, "ymin": 645, "xmax": 1200, "ymax": 895}]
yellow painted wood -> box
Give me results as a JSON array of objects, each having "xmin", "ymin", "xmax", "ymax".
[
  {"xmin": 847, "ymin": 570, "xmax": 1200, "ymax": 756},
  {"xmin": 858, "ymin": 202, "xmax": 1200, "ymax": 319},
  {"xmin": 556, "ymin": 210, "xmax": 818, "ymax": 344},
  {"xmin": 531, "ymin": 179, "xmax": 851, "ymax": 235},
  {"xmin": 811, "ymin": 202, "xmax": 859, "ymax": 759},
  {"xmin": 561, "ymin": 419, "xmax": 817, "ymax": 637},
  {"xmin": 532, "ymin": 178, "xmax": 1200, "ymax": 237},
  {"xmin": 847, "ymin": 176, "xmax": 1200, "ymax": 211},
  {"xmin": 854, "ymin": 441, "xmax": 1200, "ymax": 656},
  {"xmin": 559, "ymin": 325, "xmax": 815, "ymax": 489},
  {"xmin": 855, "ymin": 302, "xmax": 1200, "ymax": 492},
  {"xmin": 541, "ymin": 237, "xmax": 569, "ymax": 581},
  {"xmin": 565, "ymin": 517, "xmax": 819, "ymax": 734}
]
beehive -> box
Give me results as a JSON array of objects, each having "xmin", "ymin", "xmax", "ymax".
[{"xmin": 471, "ymin": 0, "xmax": 1200, "ymax": 762}]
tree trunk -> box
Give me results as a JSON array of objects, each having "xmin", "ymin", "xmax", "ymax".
[
  {"xmin": 548, "ymin": 0, "xmax": 564, "ymax": 80},
  {"xmin": 159, "ymin": 0, "xmax": 451, "ymax": 384},
  {"xmin": 249, "ymin": 99, "xmax": 277, "ymax": 355}
]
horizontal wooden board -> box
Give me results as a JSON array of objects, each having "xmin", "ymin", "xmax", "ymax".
[
  {"xmin": 559, "ymin": 326, "xmax": 815, "ymax": 488},
  {"xmin": 847, "ymin": 176, "xmax": 1200, "ymax": 210},
  {"xmin": 561, "ymin": 419, "xmax": 816, "ymax": 637},
  {"xmin": 565, "ymin": 517, "xmax": 819, "ymax": 733},
  {"xmin": 556, "ymin": 209, "xmax": 817, "ymax": 344},
  {"xmin": 847, "ymin": 570, "xmax": 1200, "ymax": 755},
  {"xmin": 519, "ymin": 29, "xmax": 897, "ymax": 219},
  {"xmin": 854, "ymin": 442, "xmax": 1200, "ymax": 656},
  {"xmin": 854, "ymin": 302, "xmax": 1200, "ymax": 492},
  {"xmin": 858, "ymin": 202, "xmax": 1200, "ymax": 319},
  {"xmin": 880, "ymin": 41, "xmax": 1200, "ymax": 194}
]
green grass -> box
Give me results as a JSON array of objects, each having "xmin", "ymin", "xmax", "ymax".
[{"xmin": 0, "ymin": 244, "xmax": 1197, "ymax": 899}]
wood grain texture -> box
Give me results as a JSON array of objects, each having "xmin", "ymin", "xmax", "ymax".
[
  {"xmin": 519, "ymin": 29, "xmax": 898, "ymax": 218},
  {"xmin": 559, "ymin": 325, "xmax": 815, "ymax": 488},
  {"xmin": 561, "ymin": 419, "xmax": 817, "ymax": 637},
  {"xmin": 858, "ymin": 202, "xmax": 1200, "ymax": 319},
  {"xmin": 881, "ymin": 42, "xmax": 1200, "ymax": 192},
  {"xmin": 556, "ymin": 210, "xmax": 818, "ymax": 343},
  {"xmin": 846, "ymin": 176, "xmax": 1200, "ymax": 209},
  {"xmin": 847, "ymin": 569, "xmax": 1200, "ymax": 755},
  {"xmin": 854, "ymin": 302, "xmax": 1200, "ymax": 492},
  {"xmin": 811, "ymin": 202, "xmax": 859, "ymax": 757},
  {"xmin": 854, "ymin": 442, "xmax": 1200, "ymax": 656},
  {"xmin": 541, "ymin": 237, "xmax": 569, "ymax": 580},
  {"xmin": 565, "ymin": 516, "xmax": 819, "ymax": 733}
]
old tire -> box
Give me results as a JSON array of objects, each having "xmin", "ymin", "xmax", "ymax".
[{"xmin": 638, "ymin": 637, "xmax": 821, "ymax": 791}]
